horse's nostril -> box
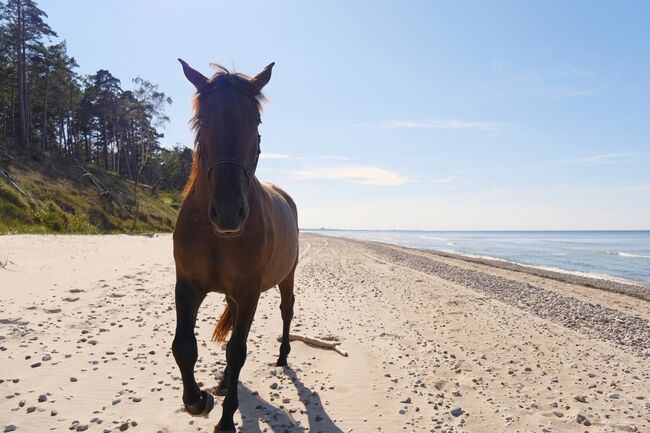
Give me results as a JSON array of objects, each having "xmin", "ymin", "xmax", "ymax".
[{"xmin": 210, "ymin": 203, "xmax": 219, "ymax": 221}]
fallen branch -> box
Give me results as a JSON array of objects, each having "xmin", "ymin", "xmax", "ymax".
[
  {"xmin": 276, "ymin": 334, "xmax": 348, "ymax": 357},
  {"xmin": 0, "ymin": 167, "xmax": 29, "ymax": 198},
  {"xmin": 77, "ymin": 166, "xmax": 132, "ymax": 217}
]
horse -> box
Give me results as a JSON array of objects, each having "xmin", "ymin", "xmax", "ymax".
[{"xmin": 172, "ymin": 58, "xmax": 299, "ymax": 432}]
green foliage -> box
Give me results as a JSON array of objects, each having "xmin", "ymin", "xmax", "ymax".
[
  {"xmin": 0, "ymin": 0, "xmax": 187, "ymax": 193},
  {"xmin": 0, "ymin": 155, "xmax": 181, "ymax": 234}
]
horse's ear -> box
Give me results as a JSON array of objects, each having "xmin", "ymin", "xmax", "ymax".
[
  {"xmin": 251, "ymin": 62, "xmax": 275, "ymax": 91},
  {"xmin": 178, "ymin": 58, "xmax": 208, "ymax": 91}
]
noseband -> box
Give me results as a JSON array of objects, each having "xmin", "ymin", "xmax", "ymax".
[{"xmin": 200, "ymin": 135, "xmax": 261, "ymax": 180}]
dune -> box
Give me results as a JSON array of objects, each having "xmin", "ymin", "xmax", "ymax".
[{"xmin": 0, "ymin": 233, "xmax": 648, "ymax": 433}]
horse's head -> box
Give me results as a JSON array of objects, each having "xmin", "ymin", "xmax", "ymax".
[{"xmin": 179, "ymin": 59, "xmax": 274, "ymax": 237}]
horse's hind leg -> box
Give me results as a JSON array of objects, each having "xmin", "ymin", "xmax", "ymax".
[
  {"xmin": 276, "ymin": 267, "xmax": 296, "ymax": 367},
  {"xmin": 171, "ymin": 280, "xmax": 214, "ymax": 416}
]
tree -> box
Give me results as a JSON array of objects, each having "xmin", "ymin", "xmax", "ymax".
[{"xmin": 1, "ymin": 0, "xmax": 56, "ymax": 151}]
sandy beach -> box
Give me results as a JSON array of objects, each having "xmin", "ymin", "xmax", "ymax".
[{"xmin": 0, "ymin": 233, "xmax": 648, "ymax": 433}]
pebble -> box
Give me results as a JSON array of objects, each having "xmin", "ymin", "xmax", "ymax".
[
  {"xmin": 70, "ymin": 377, "xmax": 78, "ymax": 382},
  {"xmin": 450, "ymin": 407, "xmax": 463, "ymax": 417},
  {"xmin": 132, "ymin": 395, "xmax": 142, "ymax": 403},
  {"xmin": 30, "ymin": 362, "xmax": 41, "ymax": 368},
  {"xmin": 76, "ymin": 425, "xmax": 89, "ymax": 432},
  {"xmin": 38, "ymin": 394, "xmax": 47, "ymax": 402},
  {"xmin": 4, "ymin": 424, "xmax": 16, "ymax": 432},
  {"xmin": 607, "ymin": 393, "xmax": 620, "ymax": 399},
  {"xmin": 574, "ymin": 394, "xmax": 587, "ymax": 403},
  {"xmin": 119, "ymin": 422, "xmax": 129, "ymax": 431},
  {"xmin": 112, "ymin": 398, "xmax": 121, "ymax": 405},
  {"xmin": 269, "ymin": 382, "xmax": 278, "ymax": 390}
]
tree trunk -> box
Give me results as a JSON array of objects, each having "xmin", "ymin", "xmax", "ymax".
[
  {"xmin": 16, "ymin": 0, "xmax": 29, "ymax": 151},
  {"xmin": 42, "ymin": 73, "xmax": 50, "ymax": 150}
]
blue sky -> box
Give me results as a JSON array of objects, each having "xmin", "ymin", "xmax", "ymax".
[{"xmin": 39, "ymin": 0, "xmax": 650, "ymax": 229}]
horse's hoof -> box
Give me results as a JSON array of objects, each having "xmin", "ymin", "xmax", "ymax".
[
  {"xmin": 214, "ymin": 421, "xmax": 236, "ymax": 432},
  {"xmin": 215, "ymin": 379, "xmax": 228, "ymax": 396},
  {"xmin": 275, "ymin": 358, "xmax": 288, "ymax": 367},
  {"xmin": 185, "ymin": 391, "xmax": 214, "ymax": 416}
]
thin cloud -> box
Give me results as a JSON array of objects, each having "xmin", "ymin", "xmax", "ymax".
[
  {"xmin": 552, "ymin": 153, "xmax": 637, "ymax": 166},
  {"xmin": 429, "ymin": 175, "xmax": 460, "ymax": 184},
  {"xmin": 261, "ymin": 153, "xmax": 351, "ymax": 161},
  {"xmin": 261, "ymin": 152, "xmax": 292, "ymax": 160},
  {"xmin": 378, "ymin": 119, "xmax": 503, "ymax": 131},
  {"xmin": 550, "ymin": 88, "xmax": 597, "ymax": 98},
  {"xmin": 291, "ymin": 165, "xmax": 413, "ymax": 186}
]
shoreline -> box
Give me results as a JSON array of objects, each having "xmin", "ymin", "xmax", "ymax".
[{"xmin": 310, "ymin": 231, "xmax": 650, "ymax": 301}]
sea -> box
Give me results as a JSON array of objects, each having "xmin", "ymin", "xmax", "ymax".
[{"xmin": 304, "ymin": 230, "xmax": 650, "ymax": 284}]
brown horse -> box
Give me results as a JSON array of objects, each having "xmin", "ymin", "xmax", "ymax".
[{"xmin": 172, "ymin": 58, "xmax": 299, "ymax": 432}]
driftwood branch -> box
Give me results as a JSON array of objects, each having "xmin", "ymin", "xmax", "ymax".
[
  {"xmin": 276, "ymin": 334, "xmax": 348, "ymax": 357},
  {"xmin": 0, "ymin": 167, "xmax": 29, "ymax": 198},
  {"xmin": 77, "ymin": 165, "xmax": 132, "ymax": 217}
]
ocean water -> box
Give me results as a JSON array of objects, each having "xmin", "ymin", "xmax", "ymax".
[{"xmin": 305, "ymin": 230, "xmax": 650, "ymax": 284}]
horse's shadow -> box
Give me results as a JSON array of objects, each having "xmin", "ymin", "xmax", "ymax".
[{"xmin": 232, "ymin": 367, "xmax": 343, "ymax": 433}]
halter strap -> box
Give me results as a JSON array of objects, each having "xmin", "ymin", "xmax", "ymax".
[{"xmin": 200, "ymin": 136, "xmax": 261, "ymax": 180}]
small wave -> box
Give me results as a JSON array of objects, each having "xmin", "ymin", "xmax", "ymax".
[{"xmin": 618, "ymin": 252, "xmax": 650, "ymax": 259}]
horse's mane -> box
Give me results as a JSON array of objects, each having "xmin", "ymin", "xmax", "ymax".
[{"xmin": 182, "ymin": 65, "xmax": 266, "ymax": 198}]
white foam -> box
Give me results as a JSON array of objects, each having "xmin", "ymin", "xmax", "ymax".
[{"xmin": 618, "ymin": 252, "xmax": 650, "ymax": 259}]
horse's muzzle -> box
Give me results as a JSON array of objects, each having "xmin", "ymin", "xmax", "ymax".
[{"xmin": 209, "ymin": 199, "xmax": 248, "ymax": 237}]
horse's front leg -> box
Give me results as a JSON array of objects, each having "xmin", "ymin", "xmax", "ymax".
[
  {"xmin": 171, "ymin": 280, "xmax": 213, "ymax": 416},
  {"xmin": 216, "ymin": 293, "xmax": 260, "ymax": 432}
]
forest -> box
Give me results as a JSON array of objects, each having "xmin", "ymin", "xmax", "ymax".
[{"xmin": 0, "ymin": 0, "xmax": 192, "ymax": 192}]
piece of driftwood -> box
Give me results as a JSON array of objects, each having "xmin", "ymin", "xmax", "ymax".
[
  {"xmin": 77, "ymin": 165, "xmax": 132, "ymax": 217},
  {"xmin": 276, "ymin": 334, "xmax": 348, "ymax": 357},
  {"xmin": 0, "ymin": 166, "xmax": 29, "ymax": 198}
]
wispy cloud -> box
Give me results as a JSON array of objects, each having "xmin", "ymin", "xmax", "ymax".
[
  {"xmin": 552, "ymin": 152, "xmax": 637, "ymax": 166},
  {"xmin": 378, "ymin": 119, "xmax": 503, "ymax": 131},
  {"xmin": 549, "ymin": 88, "xmax": 597, "ymax": 98},
  {"xmin": 261, "ymin": 153, "xmax": 351, "ymax": 161},
  {"xmin": 429, "ymin": 175, "xmax": 460, "ymax": 184},
  {"xmin": 291, "ymin": 165, "xmax": 413, "ymax": 186},
  {"xmin": 261, "ymin": 152, "xmax": 292, "ymax": 160}
]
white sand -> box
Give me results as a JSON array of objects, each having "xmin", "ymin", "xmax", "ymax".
[{"xmin": 0, "ymin": 233, "xmax": 648, "ymax": 433}]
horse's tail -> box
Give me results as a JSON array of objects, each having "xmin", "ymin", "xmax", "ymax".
[{"xmin": 212, "ymin": 304, "xmax": 232, "ymax": 342}]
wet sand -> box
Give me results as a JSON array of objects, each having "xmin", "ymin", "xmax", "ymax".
[{"xmin": 0, "ymin": 233, "xmax": 648, "ymax": 432}]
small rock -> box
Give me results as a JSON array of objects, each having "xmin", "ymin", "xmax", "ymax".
[
  {"xmin": 50, "ymin": 410, "xmax": 57, "ymax": 416},
  {"xmin": 119, "ymin": 422, "xmax": 129, "ymax": 431},
  {"xmin": 38, "ymin": 394, "xmax": 47, "ymax": 403},
  {"xmin": 70, "ymin": 377, "xmax": 78, "ymax": 382},
  {"xmin": 26, "ymin": 407, "xmax": 36, "ymax": 413},
  {"xmin": 574, "ymin": 394, "xmax": 587, "ymax": 403},
  {"xmin": 4, "ymin": 424, "xmax": 17, "ymax": 432},
  {"xmin": 400, "ymin": 397, "xmax": 411, "ymax": 404},
  {"xmin": 76, "ymin": 425, "xmax": 89, "ymax": 432},
  {"xmin": 269, "ymin": 383, "xmax": 278, "ymax": 390},
  {"xmin": 132, "ymin": 395, "xmax": 141, "ymax": 403},
  {"xmin": 30, "ymin": 362, "xmax": 41, "ymax": 368},
  {"xmin": 607, "ymin": 393, "xmax": 620, "ymax": 399},
  {"xmin": 112, "ymin": 398, "xmax": 121, "ymax": 405},
  {"xmin": 450, "ymin": 407, "xmax": 463, "ymax": 417}
]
